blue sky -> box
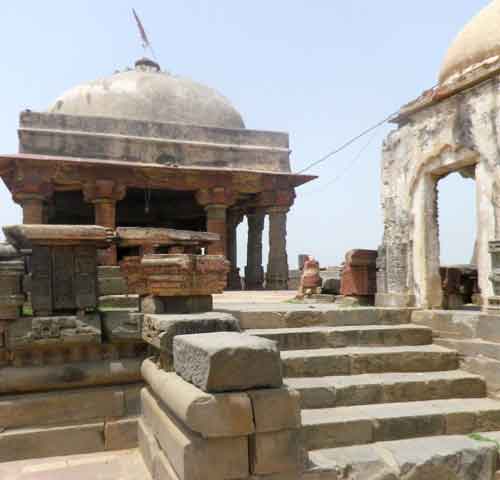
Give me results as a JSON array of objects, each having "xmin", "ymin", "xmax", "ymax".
[{"xmin": 0, "ymin": 1, "xmax": 488, "ymax": 268}]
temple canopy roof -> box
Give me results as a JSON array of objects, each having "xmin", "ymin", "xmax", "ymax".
[
  {"xmin": 440, "ymin": 0, "xmax": 500, "ymax": 84},
  {"xmin": 47, "ymin": 58, "xmax": 245, "ymax": 130}
]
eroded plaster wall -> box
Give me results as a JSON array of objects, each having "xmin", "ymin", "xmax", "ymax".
[{"xmin": 378, "ymin": 78, "xmax": 500, "ymax": 309}]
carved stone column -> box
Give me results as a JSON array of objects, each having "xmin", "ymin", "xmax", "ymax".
[
  {"xmin": 226, "ymin": 209, "xmax": 244, "ymax": 290},
  {"xmin": 12, "ymin": 181, "xmax": 53, "ymax": 224},
  {"xmin": 196, "ymin": 188, "xmax": 236, "ymax": 257},
  {"xmin": 84, "ymin": 180, "xmax": 126, "ymax": 266},
  {"xmin": 245, "ymin": 208, "xmax": 265, "ymax": 290},
  {"xmin": 266, "ymin": 206, "xmax": 290, "ymax": 290}
]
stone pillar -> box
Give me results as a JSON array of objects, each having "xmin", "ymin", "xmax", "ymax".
[
  {"xmin": 266, "ymin": 206, "xmax": 289, "ymax": 290},
  {"xmin": 205, "ymin": 205, "xmax": 227, "ymax": 256},
  {"xmin": 196, "ymin": 188, "xmax": 236, "ymax": 257},
  {"xmin": 12, "ymin": 181, "xmax": 53, "ymax": 225},
  {"xmin": 84, "ymin": 180, "xmax": 126, "ymax": 266},
  {"xmin": 226, "ymin": 210, "xmax": 243, "ymax": 290},
  {"xmin": 245, "ymin": 208, "xmax": 265, "ymax": 290}
]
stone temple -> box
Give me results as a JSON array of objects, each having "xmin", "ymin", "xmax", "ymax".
[
  {"xmin": 7, "ymin": 3, "xmax": 500, "ymax": 480},
  {"xmin": 0, "ymin": 57, "xmax": 314, "ymax": 290}
]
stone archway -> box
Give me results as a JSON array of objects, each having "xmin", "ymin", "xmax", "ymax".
[{"xmin": 409, "ymin": 146, "xmax": 483, "ymax": 309}]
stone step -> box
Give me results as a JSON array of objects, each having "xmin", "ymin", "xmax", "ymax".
[
  {"xmin": 301, "ymin": 398, "xmax": 500, "ymax": 451},
  {"xmin": 218, "ymin": 305, "xmax": 411, "ymax": 330},
  {"xmin": 304, "ymin": 432, "xmax": 500, "ymax": 480},
  {"xmin": 0, "ymin": 417, "xmax": 139, "ymax": 462},
  {"xmin": 281, "ymin": 345, "xmax": 459, "ymax": 378},
  {"xmin": 285, "ymin": 370, "xmax": 486, "ymax": 409},
  {"xmin": 247, "ymin": 324, "xmax": 433, "ymax": 351}
]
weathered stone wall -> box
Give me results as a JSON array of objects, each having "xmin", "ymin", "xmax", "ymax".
[
  {"xmin": 379, "ymin": 77, "xmax": 500, "ymax": 308},
  {"xmin": 19, "ymin": 112, "xmax": 292, "ymax": 173}
]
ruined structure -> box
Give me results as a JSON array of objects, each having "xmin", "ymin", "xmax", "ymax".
[
  {"xmin": 377, "ymin": 0, "xmax": 500, "ymax": 310},
  {"xmin": 0, "ymin": 58, "xmax": 314, "ymax": 289}
]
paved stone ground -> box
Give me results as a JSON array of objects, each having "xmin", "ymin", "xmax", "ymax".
[{"xmin": 0, "ymin": 449, "xmax": 150, "ymax": 480}]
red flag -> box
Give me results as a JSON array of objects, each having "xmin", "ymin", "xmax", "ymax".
[{"xmin": 132, "ymin": 9, "xmax": 150, "ymax": 48}]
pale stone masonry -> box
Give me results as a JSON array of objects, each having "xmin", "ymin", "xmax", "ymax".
[{"xmin": 139, "ymin": 333, "xmax": 303, "ymax": 479}]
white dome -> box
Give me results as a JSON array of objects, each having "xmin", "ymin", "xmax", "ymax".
[{"xmin": 48, "ymin": 58, "xmax": 245, "ymax": 129}]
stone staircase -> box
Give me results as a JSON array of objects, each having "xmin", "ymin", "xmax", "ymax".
[{"xmin": 247, "ymin": 311, "xmax": 500, "ymax": 478}]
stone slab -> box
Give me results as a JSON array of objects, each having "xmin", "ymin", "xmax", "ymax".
[
  {"xmin": 281, "ymin": 345, "xmax": 458, "ymax": 378},
  {"xmin": 215, "ymin": 304, "xmax": 412, "ymax": 330},
  {"xmin": 306, "ymin": 434, "xmax": 497, "ymax": 480},
  {"xmin": 141, "ymin": 358, "xmax": 254, "ymax": 438},
  {"xmin": 174, "ymin": 332, "xmax": 282, "ymax": 392},
  {"xmin": 247, "ymin": 324, "xmax": 432, "ymax": 351},
  {"xmin": 0, "ymin": 359, "xmax": 143, "ymax": 394},
  {"xmin": 0, "ymin": 423, "xmax": 106, "ymax": 462},
  {"xmin": 286, "ymin": 371, "xmax": 485, "ymax": 409},
  {"xmin": 301, "ymin": 398, "xmax": 500, "ymax": 450},
  {"xmin": 0, "ymin": 386, "xmax": 125, "ymax": 429}
]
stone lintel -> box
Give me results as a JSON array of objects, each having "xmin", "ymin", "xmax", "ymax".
[
  {"xmin": 116, "ymin": 227, "xmax": 219, "ymax": 249},
  {"xmin": 3, "ymin": 224, "xmax": 113, "ymax": 249}
]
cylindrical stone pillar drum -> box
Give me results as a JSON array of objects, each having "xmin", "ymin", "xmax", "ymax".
[
  {"xmin": 21, "ymin": 196, "xmax": 45, "ymax": 224},
  {"xmin": 266, "ymin": 207, "xmax": 289, "ymax": 290},
  {"xmin": 205, "ymin": 205, "xmax": 227, "ymax": 256},
  {"xmin": 245, "ymin": 209, "xmax": 265, "ymax": 290},
  {"xmin": 94, "ymin": 200, "xmax": 117, "ymax": 265}
]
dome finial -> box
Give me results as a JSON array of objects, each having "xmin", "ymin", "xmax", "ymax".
[{"xmin": 135, "ymin": 57, "xmax": 160, "ymax": 73}]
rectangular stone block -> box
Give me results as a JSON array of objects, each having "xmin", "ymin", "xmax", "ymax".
[
  {"xmin": 142, "ymin": 359, "xmax": 254, "ymax": 438},
  {"xmin": 138, "ymin": 417, "xmax": 160, "ymax": 476},
  {"xmin": 250, "ymin": 430, "xmax": 302, "ymax": 475},
  {"xmin": 0, "ymin": 422, "xmax": 105, "ymax": 462},
  {"xmin": 143, "ymin": 312, "xmax": 240, "ymax": 354},
  {"xmin": 0, "ymin": 386, "xmax": 125, "ymax": 429},
  {"xmin": 141, "ymin": 388, "xmax": 249, "ymax": 480},
  {"xmin": 174, "ymin": 332, "xmax": 282, "ymax": 393},
  {"xmin": 105, "ymin": 417, "xmax": 138, "ymax": 451},
  {"xmin": 248, "ymin": 389, "xmax": 301, "ymax": 433}
]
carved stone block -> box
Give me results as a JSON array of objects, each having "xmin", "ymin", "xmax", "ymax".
[
  {"xmin": 120, "ymin": 254, "xmax": 229, "ymax": 298},
  {"xmin": 7, "ymin": 313, "xmax": 101, "ymax": 349}
]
